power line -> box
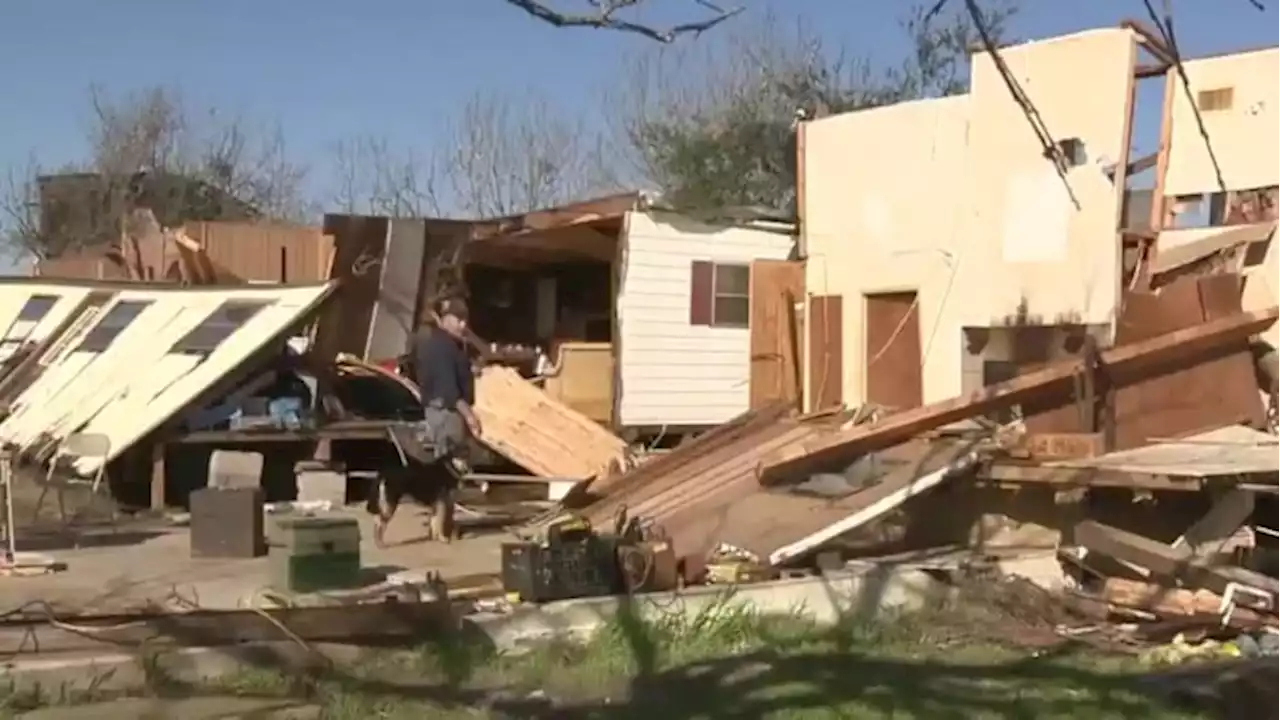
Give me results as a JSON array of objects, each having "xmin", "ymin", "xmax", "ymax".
[
  {"xmin": 924, "ymin": 0, "xmax": 1081, "ymax": 209},
  {"xmin": 1141, "ymin": 0, "xmax": 1229, "ymax": 195}
]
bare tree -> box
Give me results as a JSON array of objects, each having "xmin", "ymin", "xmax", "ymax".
[
  {"xmin": 333, "ymin": 91, "xmax": 613, "ymax": 218},
  {"xmin": 610, "ymin": 3, "xmax": 1018, "ymax": 212},
  {"xmin": 1, "ymin": 86, "xmax": 309, "ymax": 260},
  {"xmin": 331, "ymin": 136, "xmax": 441, "ymax": 218},
  {"xmin": 502, "ymin": 0, "xmax": 742, "ymax": 43},
  {"xmin": 441, "ymin": 91, "xmax": 611, "ymax": 216}
]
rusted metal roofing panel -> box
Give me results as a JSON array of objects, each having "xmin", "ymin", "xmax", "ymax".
[{"xmin": 0, "ymin": 280, "xmax": 338, "ymax": 474}]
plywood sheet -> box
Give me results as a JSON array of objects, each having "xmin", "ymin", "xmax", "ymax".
[
  {"xmin": 865, "ymin": 291, "xmax": 923, "ymax": 410},
  {"xmin": 749, "ymin": 260, "xmax": 804, "ymax": 409},
  {"xmin": 474, "ymin": 366, "xmax": 628, "ymax": 480}
]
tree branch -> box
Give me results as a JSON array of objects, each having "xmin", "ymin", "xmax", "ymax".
[{"xmin": 502, "ymin": 0, "xmax": 743, "ymax": 42}]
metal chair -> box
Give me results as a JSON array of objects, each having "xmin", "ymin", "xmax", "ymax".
[{"xmin": 31, "ymin": 433, "xmax": 113, "ymax": 527}]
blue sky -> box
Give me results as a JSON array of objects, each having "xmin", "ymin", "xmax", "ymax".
[{"xmin": 1, "ymin": 0, "xmax": 1276, "ymax": 273}]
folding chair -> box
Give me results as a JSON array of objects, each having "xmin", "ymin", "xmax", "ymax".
[{"xmin": 31, "ymin": 433, "xmax": 113, "ymax": 528}]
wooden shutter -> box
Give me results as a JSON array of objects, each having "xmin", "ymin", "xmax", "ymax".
[{"xmin": 689, "ymin": 260, "xmax": 713, "ymax": 326}]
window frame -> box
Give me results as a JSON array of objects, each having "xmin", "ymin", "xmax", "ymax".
[
  {"xmin": 709, "ymin": 263, "xmax": 750, "ymax": 328},
  {"xmin": 76, "ymin": 300, "xmax": 153, "ymax": 353},
  {"xmin": 169, "ymin": 300, "xmax": 271, "ymax": 355}
]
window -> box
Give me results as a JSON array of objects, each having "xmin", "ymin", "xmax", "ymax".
[
  {"xmin": 0, "ymin": 294, "xmax": 60, "ymax": 359},
  {"xmin": 16, "ymin": 295, "xmax": 58, "ymax": 324},
  {"xmin": 171, "ymin": 300, "xmax": 269, "ymax": 355},
  {"xmin": 77, "ymin": 300, "xmax": 152, "ymax": 353},
  {"xmin": 1197, "ymin": 87, "xmax": 1233, "ymax": 112},
  {"xmin": 689, "ymin": 261, "xmax": 750, "ymax": 328}
]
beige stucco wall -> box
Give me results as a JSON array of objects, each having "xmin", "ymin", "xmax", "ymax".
[
  {"xmin": 803, "ymin": 96, "xmax": 972, "ymax": 406},
  {"xmin": 801, "ymin": 28, "xmax": 1136, "ymax": 408},
  {"xmin": 1163, "ymin": 47, "xmax": 1279, "ymax": 197}
]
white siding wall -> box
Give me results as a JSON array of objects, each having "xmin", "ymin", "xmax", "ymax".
[{"xmin": 616, "ymin": 210, "xmax": 794, "ymax": 428}]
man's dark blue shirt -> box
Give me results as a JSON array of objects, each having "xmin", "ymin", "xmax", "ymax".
[{"xmin": 414, "ymin": 329, "xmax": 474, "ymax": 410}]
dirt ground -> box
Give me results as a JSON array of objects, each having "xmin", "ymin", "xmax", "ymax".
[{"xmin": 0, "ymin": 484, "xmax": 511, "ymax": 614}]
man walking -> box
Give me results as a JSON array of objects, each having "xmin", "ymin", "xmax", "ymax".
[{"xmin": 374, "ymin": 297, "xmax": 482, "ymax": 547}]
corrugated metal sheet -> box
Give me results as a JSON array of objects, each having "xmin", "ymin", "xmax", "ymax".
[
  {"xmin": 616, "ymin": 210, "xmax": 795, "ymax": 427},
  {"xmin": 0, "ymin": 279, "xmax": 337, "ymax": 474},
  {"xmin": 184, "ymin": 221, "xmax": 333, "ymax": 283}
]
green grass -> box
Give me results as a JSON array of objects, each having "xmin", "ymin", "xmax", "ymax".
[{"xmin": 0, "ymin": 598, "xmax": 1209, "ymax": 719}]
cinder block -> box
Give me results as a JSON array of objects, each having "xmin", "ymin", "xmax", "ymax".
[
  {"xmin": 295, "ymin": 468, "xmax": 346, "ymax": 507},
  {"xmin": 208, "ymin": 450, "xmax": 263, "ymax": 489}
]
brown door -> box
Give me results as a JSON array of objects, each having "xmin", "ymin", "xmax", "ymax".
[
  {"xmin": 748, "ymin": 260, "xmax": 805, "ymax": 409},
  {"xmin": 865, "ymin": 291, "xmax": 923, "ymax": 410},
  {"xmin": 807, "ymin": 295, "xmax": 843, "ymax": 412}
]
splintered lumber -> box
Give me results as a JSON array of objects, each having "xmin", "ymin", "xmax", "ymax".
[
  {"xmin": 758, "ymin": 307, "xmax": 1279, "ymax": 483},
  {"xmin": 585, "ymin": 401, "xmax": 793, "ymax": 501},
  {"xmin": 1101, "ymin": 578, "xmax": 1274, "ymax": 626},
  {"xmin": 1075, "ymin": 519, "xmax": 1279, "ymax": 605},
  {"xmin": 474, "ymin": 366, "xmax": 628, "ymax": 480}
]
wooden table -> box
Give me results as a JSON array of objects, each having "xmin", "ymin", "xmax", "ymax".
[{"xmin": 171, "ymin": 419, "xmax": 405, "ymax": 445}]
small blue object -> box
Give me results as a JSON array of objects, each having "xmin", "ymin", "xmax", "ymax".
[{"xmin": 268, "ymin": 397, "xmax": 305, "ymax": 431}]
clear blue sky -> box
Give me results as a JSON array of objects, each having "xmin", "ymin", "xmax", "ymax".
[{"xmin": 2, "ymin": 0, "xmax": 1276, "ymax": 273}]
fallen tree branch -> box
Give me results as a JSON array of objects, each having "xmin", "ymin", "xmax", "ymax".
[{"xmin": 501, "ymin": 0, "xmax": 742, "ymax": 42}]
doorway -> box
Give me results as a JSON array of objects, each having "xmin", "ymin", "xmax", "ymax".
[{"xmin": 865, "ymin": 291, "xmax": 923, "ymax": 410}]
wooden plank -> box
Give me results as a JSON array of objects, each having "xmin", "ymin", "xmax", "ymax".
[
  {"xmin": 1148, "ymin": 69, "xmax": 1177, "ymax": 233},
  {"xmin": 0, "ymin": 600, "xmax": 454, "ymax": 656},
  {"xmin": 807, "ymin": 295, "xmax": 843, "ymax": 412},
  {"xmin": 865, "ymin": 291, "xmax": 923, "ymax": 410},
  {"xmin": 981, "ymin": 462, "xmax": 1206, "ymax": 491},
  {"xmin": 760, "ymin": 306, "xmax": 1278, "ymax": 484},
  {"xmin": 1075, "ymin": 519, "xmax": 1278, "ymax": 603},
  {"xmin": 1025, "ymin": 433, "xmax": 1105, "ymax": 460},
  {"xmin": 579, "ymin": 401, "xmax": 792, "ymax": 505},
  {"xmin": 473, "ymin": 366, "xmax": 628, "ymax": 481},
  {"xmin": 749, "ymin": 260, "xmax": 805, "ymax": 410}
]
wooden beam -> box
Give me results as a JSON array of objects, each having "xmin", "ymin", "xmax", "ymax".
[
  {"xmin": 1135, "ymin": 62, "xmax": 1172, "ymax": 79},
  {"xmin": 758, "ymin": 307, "xmax": 1279, "ymax": 483},
  {"xmin": 1120, "ymin": 19, "xmax": 1175, "ymax": 65},
  {"xmin": 1075, "ymin": 519, "xmax": 1278, "ymax": 603},
  {"xmin": 1148, "ymin": 69, "xmax": 1178, "ymax": 234},
  {"xmin": 0, "ymin": 599, "xmax": 454, "ymax": 656},
  {"xmin": 981, "ymin": 462, "xmax": 1205, "ymax": 491}
]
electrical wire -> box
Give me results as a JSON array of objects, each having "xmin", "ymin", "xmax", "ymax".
[
  {"xmin": 1141, "ymin": 0, "xmax": 1229, "ymax": 195},
  {"xmin": 960, "ymin": 0, "xmax": 1081, "ymax": 209}
]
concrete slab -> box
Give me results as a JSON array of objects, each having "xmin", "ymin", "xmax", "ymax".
[
  {"xmin": 0, "ymin": 507, "xmax": 506, "ymax": 613},
  {"xmin": 473, "ymin": 565, "xmax": 951, "ymax": 650},
  {"xmin": 0, "ymin": 565, "xmax": 949, "ymax": 699}
]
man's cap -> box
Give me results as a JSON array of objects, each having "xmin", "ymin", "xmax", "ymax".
[{"xmin": 437, "ymin": 296, "xmax": 469, "ymax": 321}]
